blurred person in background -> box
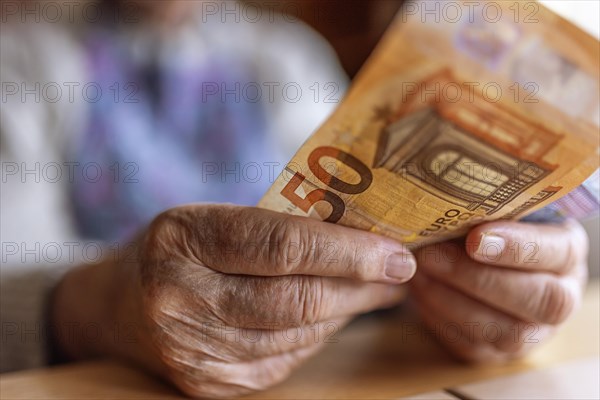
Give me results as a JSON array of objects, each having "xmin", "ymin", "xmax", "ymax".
[{"xmin": 1, "ymin": 1, "xmax": 591, "ymax": 398}]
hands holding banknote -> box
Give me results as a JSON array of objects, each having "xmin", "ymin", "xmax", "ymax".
[
  {"xmin": 52, "ymin": 204, "xmax": 416, "ymax": 398},
  {"xmin": 49, "ymin": 2, "xmax": 596, "ymax": 397},
  {"xmin": 257, "ymin": 0, "xmax": 598, "ymax": 383},
  {"xmin": 411, "ymin": 218, "xmax": 589, "ymax": 362},
  {"xmin": 51, "ymin": 203, "xmax": 588, "ymax": 398}
]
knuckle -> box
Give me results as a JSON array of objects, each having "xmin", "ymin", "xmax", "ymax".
[
  {"xmin": 178, "ymin": 353, "xmax": 290, "ymax": 397},
  {"xmin": 144, "ymin": 208, "xmax": 191, "ymax": 262},
  {"xmin": 554, "ymin": 259, "xmax": 573, "ymax": 276},
  {"xmin": 568, "ymin": 220, "xmax": 589, "ymax": 257},
  {"xmin": 564, "ymin": 235, "xmax": 588, "ymax": 274},
  {"xmin": 266, "ymin": 218, "xmax": 316, "ymax": 273},
  {"xmin": 143, "ymin": 293, "xmax": 163, "ymax": 322},
  {"xmin": 345, "ymin": 241, "xmax": 383, "ymax": 281},
  {"xmin": 139, "ymin": 259, "xmax": 171, "ymax": 312},
  {"xmin": 214, "ymin": 277, "xmax": 266, "ymax": 325},
  {"xmin": 142, "ymin": 287, "xmax": 177, "ymax": 327},
  {"xmin": 495, "ymin": 325, "xmax": 526, "ymax": 354},
  {"xmin": 550, "ymin": 241, "xmax": 578, "ymax": 276},
  {"xmin": 471, "ymin": 269, "xmax": 497, "ymax": 294},
  {"xmin": 537, "ymin": 280, "xmax": 575, "ymax": 325},
  {"xmin": 351, "ymin": 259, "xmax": 372, "ymax": 281},
  {"xmin": 148, "ymin": 209, "xmax": 182, "ymax": 245},
  {"xmin": 291, "ymin": 277, "xmax": 327, "ymax": 326}
]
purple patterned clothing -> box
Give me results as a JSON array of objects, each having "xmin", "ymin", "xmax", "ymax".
[{"xmin": 69, "ymin": 28, "xmax": 286, "ymax": 241}]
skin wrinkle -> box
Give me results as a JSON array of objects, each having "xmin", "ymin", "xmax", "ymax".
[
  {"xmin": 280, "ymin": 220, "xmax": 312, "ymax": 272},
  {"xmin": 209, "ymin": 207, "xmax": 248, "ymax": 266},
  {"xmin": 278, "ymin": 216, "xmax": 318, "ymax": 273},
  {"xmin": 266, "ymin": 217, "xmax": 294, "ymax": 272},
  {"xmin": 350, "ymin": 241, "xmax": 366, "ymax": 279},
  {"xmin": 222, "ymin": 344, "xmax": 323, "ymax": 390},
  {"xmin": 202, "ymin": 318, "xmax": 345, "ymax": 363},
  {"xmin": 173, "ymin": 344, "xmax": 320, "ymax": 397},
  {"xmin": 213, "ymin": 277, "xmax": 254, "ymax": 325},
  {"xmin": 559, "ymin": 223, "xmax": 588, "ymax": 274},
  {"xmin": 174, "ymin": 346, "xmax": 315, "ymax": 398},
  {"xmin": 217, "ymin": 276, "xmax": 263, "ymax": 324},
  {"xmin": 469, "ymin": 220, "xmax": 588, "ymax": 272},
  {"xmin": 422, "ymin": 245, "xmax": 552, "ymax": 323},
  {"xmin": 537, "ymin": 278, "xmax": 576, "ymax": 325},
  {"xmin": 298, "ymin": 276, "xmax": 326, "ymax": 327},
  {"xmin": 51, "ymin": 202, "xmax": 588, "ymax": 398},
  {"xmin": 303, "ymin": 224, "xmax": 330, "ymax": 272},
  {"xmin": 412, "ymin": 273, "xmax": 543, "ymax": 354},
  {"xmin": 416, "ymin": 299, "xmax": 532, "ymax": 364},
  {"xmin": 561, "ymin": 242, "xmax": 577, "ymax": 275},
  {"xmin": 415, "ymin": 301, "xmax": 498, "ymax": 364},
  {"xmin": 404, "ymin": 218, "xmax": 588, "ymax": 368},
  {"xmin": 164, "ymin": 308, "xmax": 273, "ymax": 364}
]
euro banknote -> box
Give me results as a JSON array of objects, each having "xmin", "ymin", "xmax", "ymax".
[{"xmin": 259, "ymin": 0, "xmax": 599, "ymax": 248}]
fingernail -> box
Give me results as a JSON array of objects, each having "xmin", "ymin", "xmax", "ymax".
[
  {"xmin": 385, "ymin": 252, "xmax": 416, "ymax": 282},
  {"xmin": 475, "ymin": 233, "xmax": 506, "ymax": 261}
]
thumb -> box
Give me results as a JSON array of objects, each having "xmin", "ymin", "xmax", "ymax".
[{"xmin": 148, "ymin": 204, "xmax": 416, "ymax": 284}]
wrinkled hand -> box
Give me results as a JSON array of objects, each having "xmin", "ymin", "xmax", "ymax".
[
  {"xmin": 410, "ymin": 219, "xmax": 589, "ymax": 363},
  {"xmin": 115, "ymin": 205, "xmax": 415, "ymax": 398}
]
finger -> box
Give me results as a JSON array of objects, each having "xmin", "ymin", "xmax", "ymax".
[
  {"xmin": 207, "ymin": 318, "xmax": 350, "ymax": 362},
  {"xmin": 157, "ymin": 308, "xmax": 349, "ymax": 363},
  {"xmin": 171, "ymin": 342, "xmax": 323, "ymax": 399},
  {"xmin": 414, "ymin": 299, "xmax": 519, "ymax": 364},
  {"xmin": 148, "ymin": 204, "xmax": 416, "ymax": 283},
  {"xmin": 213, "ymin": 343, "xmax": 323, "ymax": 394},
  {"xmin": 410, "ymin": 272, "xmax": 552, "ymax": 354},
  {"xmin": 465, "ymin": 219, "xmax": 588, "ymax": 274},
  {"xmin": 209, "ymin": 273, "xmax": 406, "ymax": 327},
  {"xmin": 416, "ymin": 242, "xmax": 583, "ymax": 325}
]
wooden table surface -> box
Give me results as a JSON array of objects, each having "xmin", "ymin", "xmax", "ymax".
[{"xmin": 1, "ymin": 281, "xmax": 598, "ymax": 399}]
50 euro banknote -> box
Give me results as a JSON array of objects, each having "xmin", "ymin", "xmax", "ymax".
[{"xmin": 259, "ymin": 0, "xmax": 599, "ymax": 248}]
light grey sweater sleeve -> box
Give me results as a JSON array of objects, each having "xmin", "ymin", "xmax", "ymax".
[{"xmin": 1, "ymin": 21, "xmax": 87, "ymax": 373}]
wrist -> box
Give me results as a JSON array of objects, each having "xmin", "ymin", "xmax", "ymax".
[
  {"xmin": 50, "ymin": 259, "xmax": 121, "ymax": 359},
  {"xmin": 50, "ymin": 241, "xmax": 167, "ymax": 374}
]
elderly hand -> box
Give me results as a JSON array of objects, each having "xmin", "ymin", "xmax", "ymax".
[
  {"xmin": 51, "ymin": 204, "xmax": 415, "ymax": 398},
  {"xmin": 410, "ymin": 219, "xmax": 589, "ymax": 363}
]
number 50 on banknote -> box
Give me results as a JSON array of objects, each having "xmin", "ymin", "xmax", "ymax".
[{"xmin": 260, "ymin": 0, "xmax": 599, "ymax": 248}]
